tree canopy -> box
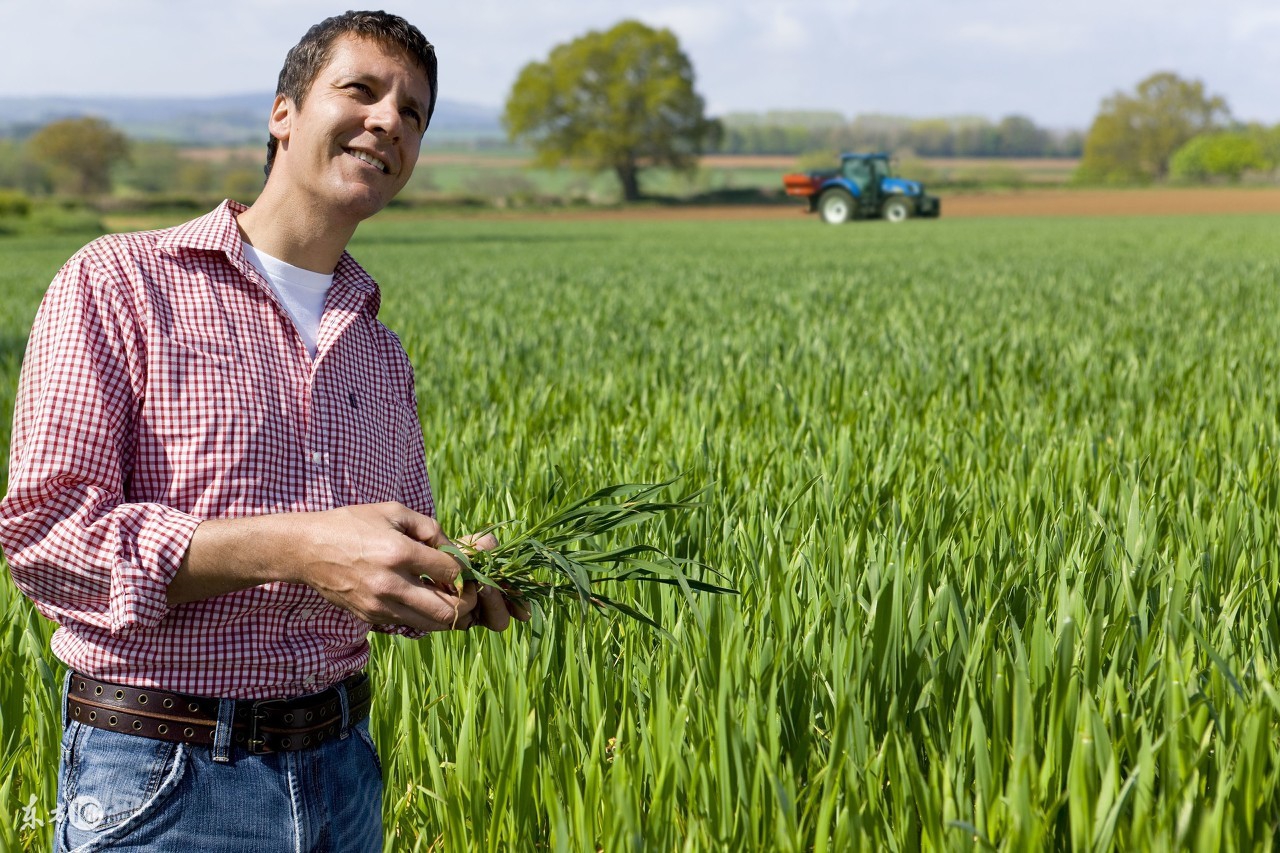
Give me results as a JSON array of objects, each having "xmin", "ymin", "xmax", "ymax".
[
  {"xmin": 27, "ymin": 117, "xmax": 130, "ymax": 196},
  {"xmin": 1170, "ymin": 132, "xmax": 1269, "ymax": 183},
  {"xmin": 1077, "ymin": 72, "xmax": 1229, "ymax": 184},
  {"xmin": 503, "ymin": 20, "xmax": 719, "ymax": 201}
]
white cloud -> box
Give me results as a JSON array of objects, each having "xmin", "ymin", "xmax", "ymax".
[
  {"xmin": 757, "ymin": 7, "xmax": 811, "ymax": 51},
  {"xmin": 1229, "ymin": 7, "xmax": 1280, "ymax": 39},
  {"xmin": 950, "ymin": 22, "xmax": 1078, "ymax": 55},
  {"xmin": 648, "ymin": 5, "xmax": 732, "ymax": 43}
]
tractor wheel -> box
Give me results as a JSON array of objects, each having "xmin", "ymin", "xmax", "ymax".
[
  {"xmin": 818, "ymin": 189, "xmax": 855, "ymax": 224},
  {"xmin": 882, "ymin": 197, "xmax": 912, "ymax": 223}
]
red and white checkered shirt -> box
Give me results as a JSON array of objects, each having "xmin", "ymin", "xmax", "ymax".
[{"xmin": 0, "ymin": 201, "xmax": 434, "ymax": 699}]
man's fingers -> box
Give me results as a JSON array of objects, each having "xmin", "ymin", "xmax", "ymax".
[
  {"xmin": 396, "ymin": 516, "xmax": 502, "ymax": 588},
  {"xmin": 388, "ymin": 575, "xmax": 477, "ymax": 628},
  {"xmin": 411, "ymin": 542, "xmax": 464, "ymax": 589},
  {"xmin": 497, "ymin": 582, "xmax": 532, "ymax": 622},
  {"xmin": 474, "ymin": 584, "xmax": 511, "ymax": 632},
  {"xmin": 373, "ymin": 503, "xmax": 462, "ymax": 588},
  {"xmin": 375, "ymin": 601, "xmax": 456, "ymax": 634},
  {"xmin": 506, "ymin": 597, "xmax": 533, "ymax": 622}
]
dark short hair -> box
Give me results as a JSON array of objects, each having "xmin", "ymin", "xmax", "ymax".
[{"xmin": 264, "ymin": 10, "xmax": 438, "ymax": 178}]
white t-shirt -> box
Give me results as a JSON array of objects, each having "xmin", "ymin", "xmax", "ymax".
[{"xmin": 242, "ymin": 242, "xmax": 334, "ymax": 359}]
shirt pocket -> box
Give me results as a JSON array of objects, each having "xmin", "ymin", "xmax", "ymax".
[
  {"xmin": 140, "ymin": 336, "xmax": 263, "ymax": 509},
  {"xmin": 147, "ymin": 335, "xmax": 238, "ymax": 436},
  {"xmin": 331, "ymin": 391, "xmax": 415, "ymax": 505}
]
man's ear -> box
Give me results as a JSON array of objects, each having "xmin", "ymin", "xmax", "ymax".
[{"xmin": 268, "ymin": 94, "xmax": 293, "ymax": 145}]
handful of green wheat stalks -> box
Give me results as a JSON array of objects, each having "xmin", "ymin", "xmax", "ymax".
[{"xmin": 440, "ymin": 477, "xmax": 737, "ymax": 633}]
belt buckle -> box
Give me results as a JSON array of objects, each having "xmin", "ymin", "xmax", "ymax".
[{"xmin": 247, "ymin": 696, "xmax": 288, "ymax": 754}]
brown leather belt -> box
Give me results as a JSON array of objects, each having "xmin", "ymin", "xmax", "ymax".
[{"xmin": 66, "ymin": 672, "xmax": 372, "ymax": 755}]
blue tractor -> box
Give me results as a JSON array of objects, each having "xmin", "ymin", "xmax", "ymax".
[{"xmin": 783, "ymin": 153, "xmax": 941, "ymax": 224}]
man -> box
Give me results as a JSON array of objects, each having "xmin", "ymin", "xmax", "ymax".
[{"xmin": 0, "ymin": 11, "xmax": 523, "ymax": 851}]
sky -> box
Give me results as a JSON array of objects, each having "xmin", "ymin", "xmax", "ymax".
[{"xmin": 5, "ymin": 0, "xmax": 1277, "ymax": 130}]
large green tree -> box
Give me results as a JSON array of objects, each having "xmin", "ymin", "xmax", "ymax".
[
  {"xmin": 27, "ymin": 117, "xmax": 130, "ymax": 197},
  {"xmin": 1077, "ymin": 72, "xmax": 1229, "ymax": 184},
  {"xmin": 503, "ymin": 20, "xmax": 719, "ymax": 201}
]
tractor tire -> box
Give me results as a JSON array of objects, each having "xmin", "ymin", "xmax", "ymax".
[
  {"xmin": 882, "ymin": 197, "xmax": 912, "ymax": 223},
  {"xmin": 818, "ymin": 188, "xmax": 855, "ymax": 224}
]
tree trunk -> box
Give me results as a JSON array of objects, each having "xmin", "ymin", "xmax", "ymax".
[{"xmin": 615, "ymin": 161, "xmax": 642, "ymax": 202}]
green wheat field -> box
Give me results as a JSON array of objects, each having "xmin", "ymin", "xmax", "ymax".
[{"xmin": 3, "ymin": 210, "xmax": 1280, "ymax": 850}]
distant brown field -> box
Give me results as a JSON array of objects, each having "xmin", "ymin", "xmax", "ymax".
[
  {"xmin": 463, "ymin": 187, "xmax": 1280, "ymax": 223},
  {"xmin": 699, "ymin": 155, "xmax": 797, "ymax": 169},
  {"xmin": 420, "ymin": 153, "xmax": 529, "ymax": 167},
  {"xmin": 178, "ymin": 146, "xmax": 258, "ymax": 162}
]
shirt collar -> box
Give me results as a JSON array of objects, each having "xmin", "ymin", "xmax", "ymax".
[{"xmin": 155, "ymin": 200, "xmax": 382, "ymax": 312}]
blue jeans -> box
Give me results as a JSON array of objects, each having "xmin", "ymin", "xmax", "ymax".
[{"xmin": 55, "ymin": 680, "xmax": 383, "ymax": 852}]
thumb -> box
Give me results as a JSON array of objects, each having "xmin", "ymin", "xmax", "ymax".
[{"xmin": 459, "ymin": 531, "xmax": 499, "ymax": 552}]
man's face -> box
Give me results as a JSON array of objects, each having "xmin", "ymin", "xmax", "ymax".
[{"xmin": 269, "ymin": 34, "xmax": 432, "ymax": 222}]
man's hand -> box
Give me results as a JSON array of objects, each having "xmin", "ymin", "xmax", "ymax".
[
  {"xmin": 171, "ymin": 502, "xmax": 526, "ymax": 633},
  {"xmin": 296, "ymin": 502, "xmax": 476, "ymax": 632},
  {"xmin": 457, "ymin": 532, "xmax": 533, "ymax": 632}
]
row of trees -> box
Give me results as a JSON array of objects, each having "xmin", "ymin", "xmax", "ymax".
[
  {"xmin": 0, "ymin": 117, "xmax": 263, "ymax": 201},
  {"xmin": 4, "ymin": 25, "xmax": 1275, "ymax": 205},
  {"xmin": 716, "ymin": 113, "xmax": 1084, "ymax": 158},
  {"xmin": 504, "ymin": 24, "xmax": 1277, "ymax": 198}
]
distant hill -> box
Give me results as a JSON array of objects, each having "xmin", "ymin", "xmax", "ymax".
[{"xmin": 0, "ymin": 94, "xmax": 504, "ymax": 145}]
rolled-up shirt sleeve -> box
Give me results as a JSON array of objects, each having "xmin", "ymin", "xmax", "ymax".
[{"xmin": 0, "ymin": 246, "xmax": 202, "ymax": 636}]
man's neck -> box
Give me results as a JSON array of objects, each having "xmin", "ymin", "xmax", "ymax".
[{"xmin": 235, "ymin": 184, "xmax": 359, "ymax": 274}]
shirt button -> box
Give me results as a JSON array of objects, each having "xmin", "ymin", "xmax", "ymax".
[{"xmin": 311, "ymin": 451, "xmax": 323, "ymax": 466}]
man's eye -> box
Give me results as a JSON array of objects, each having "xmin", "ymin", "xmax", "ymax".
[
  {"xmin": 349, "ymin": 83, "xmax": 373, "ymax": 96},
  {"xmin": 403, "ymin": 109, "xmax": 423, "ymax": 128}
]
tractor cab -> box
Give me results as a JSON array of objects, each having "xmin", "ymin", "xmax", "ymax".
[{"xmin": 840, "ymin": 154, "xmax": 892, "ymax": 205}]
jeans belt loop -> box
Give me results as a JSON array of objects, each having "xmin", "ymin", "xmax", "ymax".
[
  {"xmin": 211, "ymin": 697, "xmax": 236, "ymax": 763},
  {"xmin": 337, "ymin": 678, "xmax": 352, "ymax": 740},
  {"xmin": 60, "ymin": 670, "xmax": 73, "ymax": 730}
]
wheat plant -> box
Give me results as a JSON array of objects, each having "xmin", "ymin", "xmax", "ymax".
[{"xmin": 441, "ymin": 477, "xmax": 737, "ymax": 634}]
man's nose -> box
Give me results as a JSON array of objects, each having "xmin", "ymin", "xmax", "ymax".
[{"xmin": 367, "ymin": 98, "xmax": 402, "ymax": 140}]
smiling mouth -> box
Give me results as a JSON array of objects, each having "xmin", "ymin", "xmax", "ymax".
[{"xmin": 346, "ymin": 149, "xmax": 390, "ymax": 174}]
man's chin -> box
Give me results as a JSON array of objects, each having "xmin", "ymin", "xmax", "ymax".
[{"xmin": 341, "ymin": 189, "xmax": 396, "ymax": 221}]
